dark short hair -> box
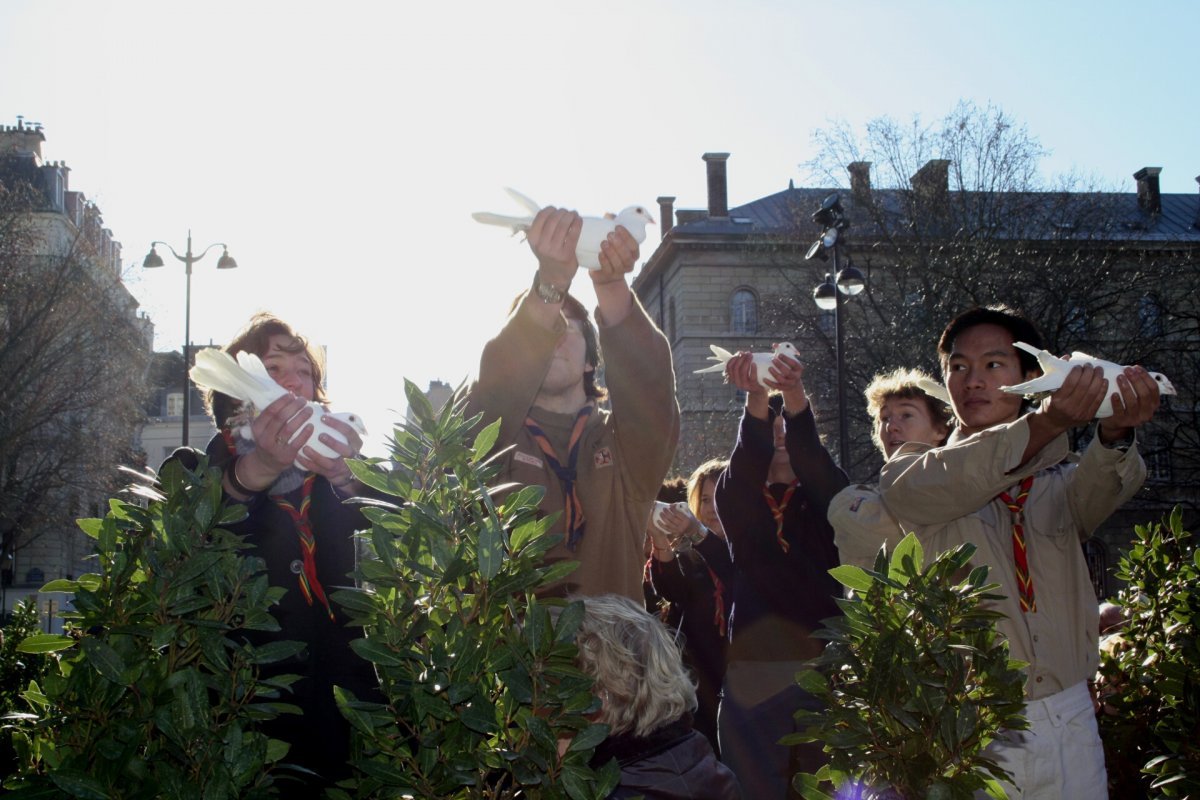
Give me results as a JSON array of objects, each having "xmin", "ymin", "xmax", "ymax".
[
  {"xmin": 204, "ymin": 313, "xmax": 328, "ymax": 427},
  {"xmin": 510, "ymin": 290, "xmax": 607, "ymax": 402},
  {"xmin": 938, "ymin": 305, "xmax": 1044, "ymax": 375}
]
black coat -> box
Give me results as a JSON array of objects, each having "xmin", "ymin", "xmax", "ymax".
[{"xmin": 591, "ymin": 717, "xmax": 743, "ymax": 800}]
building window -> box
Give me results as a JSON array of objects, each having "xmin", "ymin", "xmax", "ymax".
[
  {"xmin": 1138, "ymin": 294, "xmax": 1164, "ymax": 338},
  {"xmin": 1146, "ymin": 431, "xmax": 1173, "ymax": 483},
  {"xmin": 731, "ymin": 289, "xmax": 757, "ymax": 334},
  {"xmin": 166, "ymin": 392, "xmax": 184, "ymax": 417},
  {"xmin": 668, "ymin": 298, "xmax": 677, "ymax": 342},
  {"xmin": 1064, "ymin": 303, "xmax": 1087, "ymax": 340}
]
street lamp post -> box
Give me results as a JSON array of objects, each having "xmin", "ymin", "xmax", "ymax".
[
  {"xmin": 143, "ymin": 232, "xmax": 238, "ymax": 447},
  {"xmin": 805, "ymin": 193, "xmax": 865, "ymax": 467}
]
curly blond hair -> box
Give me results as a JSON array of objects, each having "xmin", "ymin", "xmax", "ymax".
[
  {"xmin": 571, "ymin": 594, "xmax": 696, "ymax": 737},
  {"xmin": 863, "ymin": 367, "xmax": 954, "ymax": 454}
]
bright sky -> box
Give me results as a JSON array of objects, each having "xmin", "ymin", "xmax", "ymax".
[{"xmin": 2, "ymin": 0, "xmax": 1196, "ymax": 454}]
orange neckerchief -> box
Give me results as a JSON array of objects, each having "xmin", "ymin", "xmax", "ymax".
[{"xmin": 523, "ymin": 405, "xmax": 593, "ymax": 550}]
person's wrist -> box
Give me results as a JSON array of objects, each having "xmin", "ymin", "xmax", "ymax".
[{"xmin": 226, "ymin": 456, "xmax": 260, "ymax": 497}]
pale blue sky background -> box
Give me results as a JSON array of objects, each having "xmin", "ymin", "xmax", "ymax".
[{"xmin": 1, "ymin": 0, "xmax": 1195, "ymax": 452}]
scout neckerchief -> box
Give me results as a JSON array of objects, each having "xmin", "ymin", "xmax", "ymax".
[
  {"xmin": 220, "ymin": 428, "xmax": 335, "ymax": 621},
  {"xmin": 708, "ymin": 566, "xmax": 727, "ymax": 637},
  {"xmin": 524, "ymin": 405, "xmax": 593, "ymax": 550},
  {"xmin": 762, "ymin": 479, "xmax": 801, "ymax": 554},
  {"xmin": 997, "ymin": 475, "xmax": 1036, "ymax": 613},
  {"xmin": 272, "ymin": 473, "xmax": 335, "ymax": 621}
]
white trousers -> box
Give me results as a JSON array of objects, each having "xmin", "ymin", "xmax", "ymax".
[{"xmin": 982, "ymin": 681, "xmax": 1107, "ymax": 800}]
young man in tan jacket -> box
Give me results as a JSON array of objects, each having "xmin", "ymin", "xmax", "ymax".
[
  {"xmin": 466, "ymin": 207, "xmax": 680, "ymax": 603},
  {"xmin": 879, "ymin": 305, "xmax": 1162, "ymax": 799}
]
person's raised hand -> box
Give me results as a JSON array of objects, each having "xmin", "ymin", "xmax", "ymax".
[
  {"xmin": 590, "ymin": 225, "xmax": 639, "ymax": 287},
  {"xmin": 1098, "ymin": 366, "xmax": 1162, "ymax": 444},
  {"xmin": 298, "ymin": 413, "xmax": 364, "ymax": 491},
  {"xmin": 527, "ymin": 207, "xmax": 581, "ymax": 290},
  {"xmin": 765, "ymin": 349, "xmax": 809, "ymax": 415}
]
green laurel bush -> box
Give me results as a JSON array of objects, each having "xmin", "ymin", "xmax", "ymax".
[
  {"xmin": 789, "ymin": 534, "xmax": 1028, "ymax": 800},
  {"xmin": 328, "ymin": 380, "xmax": 618, "ymax": 800},
  {"xmin": 2, "ymin": 458, "xmax": 303, "ymax": 798},
  {"xmin": 1097, "ymin": 507, "xmax": 1200, "ymax": 798}
]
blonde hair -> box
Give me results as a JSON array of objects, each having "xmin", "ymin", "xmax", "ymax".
[
  {"xmin": 686, "ymin": 458, "xmax": 728, "ymax": 520},
  {"xmin": 572, "ymin": 594, "xmax": 696, "ymax": 737},
  {"xmin": 863, "ymin": 367, "xmax": 954, "ymax": 454}
]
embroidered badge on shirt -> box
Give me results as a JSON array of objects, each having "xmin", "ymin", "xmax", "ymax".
[
  {"xmin": 514, "ymin": 451, "xmax": 544, "ymax": 469},
  {"xmin": 849, "ymin": 496, "xmax": 864, "ymax": 513},
  {"xmin": 593, "ymin": 447, "xmax": 613, "ymax": 468}
]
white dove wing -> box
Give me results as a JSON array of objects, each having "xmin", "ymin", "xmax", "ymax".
[{"xmin": 189, "ymin": 350, "xmax": 284, "ymax": 412}]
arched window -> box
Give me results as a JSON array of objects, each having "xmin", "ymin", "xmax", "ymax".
[{"xmin": 730, "ymin": 288, "xmax": 758, "ymax": 334}]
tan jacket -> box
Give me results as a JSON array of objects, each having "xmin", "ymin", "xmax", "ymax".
[
  {"xmin": 465, "ymin": 292, "xmax": 680, "ymax": 602},
  {"xmin": 878, "ymin": 417, "xmax": 1145, "ymax": 700},
  {"xmin": 829, "ymin": 482, "xmax": 908, "ymax": 572}
]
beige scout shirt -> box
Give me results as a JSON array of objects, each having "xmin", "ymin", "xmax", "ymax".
[
  {"xmin": 464, "ymin": 293, "xmax": 680, "ymax": 603},
  {"xmin": 829, "ymin": 483, "xmax": 908, "ymax": 572},
  {"xmin": 878, "ymin": 417, "xmax": 1145, "ymax": 700}
]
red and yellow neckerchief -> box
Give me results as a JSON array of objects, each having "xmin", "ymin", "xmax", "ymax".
[
  {"xmin": 221, "ymin": 429, "xmax": 334, "ymax": 621},
  {"xmin": 762, "ymin": 479, "xmax": 801, "ymax": 554}
]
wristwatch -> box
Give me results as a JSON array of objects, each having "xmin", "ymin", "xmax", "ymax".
[{"xmin": 532, "ymin": 271, "xmax": 566, "ymax": 304}]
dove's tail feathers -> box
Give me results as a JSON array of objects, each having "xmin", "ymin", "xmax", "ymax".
[
  {"xmin": 693, "ymin": 363, "xmax": 728, "ymax": 375},
  {"xmin": 472, "ymin": 211, "xmax": 533, "ymax": 233},
  {"xmin": 189, "ymin": 349, "xmax": 278, "ymax": 409},
  {"xmin": 708, "ymin": 344, "xmax": 735, "ymax": 362},
  {"xmin": 504, "ymin": 188, "xmax": 542, "ymax": 215},
  {"xmin": 916, "ymin": 378, "xmax": 952, "ymax": 406}
]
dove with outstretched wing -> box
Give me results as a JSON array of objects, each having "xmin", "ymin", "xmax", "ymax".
[
  {"xmin": 189, "ymin": 349, "xmax": 367, "ymax": 469},
  {"xmin": 693, "ymin": 342, "xmax": 801, "ymax": 389},
  {"xmin": 473, "ymin": 188, "xmax": 655, "ymax": 270},
  {"xmin": 1000, "ymin": 342, "xmax": 1176, "ymax": 418}
]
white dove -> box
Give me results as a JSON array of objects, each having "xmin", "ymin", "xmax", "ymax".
[
  {"xmin": 472, "ymin": 187, "xmax": 656, "ymax": 270},
  {"xmin": 189, "ymin": 349, "xmax": 367, "ymax": 469},
  {"xmin": 693, "ymin": 342, "xmax": 801, "ymax": 389},
  {"xmin": 1000, "ymin": 342, "xmax": 1176, "ymax": 418}
]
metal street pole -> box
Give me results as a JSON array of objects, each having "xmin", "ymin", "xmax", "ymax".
[
  {"xmin": 143, "ymin": 233, "xmax": 238, "ymax": 447},
  {"xmin": 832, "ymin": 244, "xmax": 849, "ymax": 467}
]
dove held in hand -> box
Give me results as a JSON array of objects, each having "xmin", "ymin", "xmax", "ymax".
[
  {"xmin": 473, "ymin": 187, "xmax": 655, "ymax": 270},
  {"xmin": 1000, "ymin": 342, "xmax": 1176, "ymax": 418},
  {"xmin": 694, "ymin": 342, "xmax": 801, "ymax": 389},
  {"xmin": 189, "ymin": 349, "xmax": 367, "ymax": 469}
]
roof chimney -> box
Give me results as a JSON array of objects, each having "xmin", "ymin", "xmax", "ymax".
[
  {"xmin": 848, "ymin": 161, "xmax": 872, "ymax": 204},
  {"xmin": 910, "ymin": 159, "xmax": 950, "ymax": 197},
  {"xmin": 657, "ymin": 196, "xmax": 675, "ymax": 239},
  {"xmin": 1134, "ymin": 167, "xmax": 1162, "ymax": 214},
  {"xmin": 703, "ymin": 152, "xmax": 730, "ymax": 218}
]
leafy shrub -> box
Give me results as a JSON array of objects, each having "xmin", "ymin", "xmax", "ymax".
[
  {"xmin": 1097, "ymin": 507, "xmax": 1200, "ymax": 798},
  {"xmin": 790, "ymin": 534, "xmax": 1027, "ymax": 800},
  {"xmin": 329, "ymin": 381, "xmax": 617, "ymax": 799},
  {"xmin": 0, "ymin": 597, "xmax": 51, "ymax": 775},
  {"xmin": 3, "ymin": 458, "xmax": 304, "ymax": 798}
]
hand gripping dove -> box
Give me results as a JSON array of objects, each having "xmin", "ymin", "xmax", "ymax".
[
  {"xmin": 472, "ymin": 188, "xmax": 655, "ymax": 270},
  {"xmin": 189, "ymin": 349, "xmax": 367, "ymax": 470},
  {"xmin": 693, "ymin": 342, "xmax": 801, "ymax": 389},
  {"xmin": 1000, "ymin": 342, "xmax": 1176, "ymax": 418}
]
